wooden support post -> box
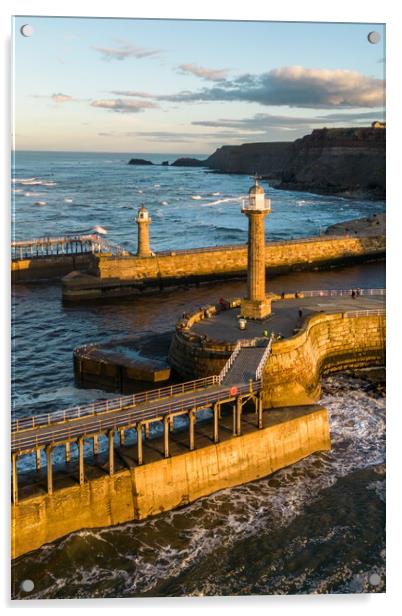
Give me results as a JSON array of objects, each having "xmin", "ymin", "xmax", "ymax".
[
  {"xmin": 213, "ymin": 403, "xmax": 219, "ymax": 444},
  {"xmin": 35, "ymin": 447, "xmax": 41, "ymax": 471},
  {"xmin": 232, "ymin": 403, "xmax": 237, "ymax": 436},
  {"xmin": 169, "ymin": 416, "xmax": 174, "ymax": 432},
  {"xmin": 78, "ymin": 438, "xmax": 85, "ymax": 486},
  {"xmin": 258, "ymin": 395, "xmax": 263, "ymax": 429},
  {"xmin": 189, "ymin": 410, "xmax": 195, "ymax": 451},
  {"xmin": 120, "ymin": 429, "xmax": 125, "ymax": 446},
  {"xmin": 254, "ymin": 395, "xmax": 259, "ymax": 414},
  {"xmin": 93, "ymin": 434, "xmax": 99, "ymax": 456},
  {"xmin": 65, "ymin": 441, "xmax": 71, "ymax": 463},
  {"xmin": 137, "ymin": 424, "xmax": 143, "ymax": 465},
  {"xmin": 109, "ymin": 431, "xmax": 115, "ymax": 476},
  {"xmin": 163, "ymin": 417, "xmax": 170, "ymax": 458},
  {"xmin": 46, "ymin": 446, "xmax": 53, "ymax": 495},
  {"xmin": 145, "ymin": 423, "xmax": 150, "ymax": 439},
  {"xmin": 236, "ymin": 397, "xmax": 242, "ymax": 436},
  {"xmin": 12, "ymin": 453, "xmax": 18, "ymax": 505}
]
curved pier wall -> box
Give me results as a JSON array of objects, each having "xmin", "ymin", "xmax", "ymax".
[
  {"xmin": 95, "ymin": 236, "xmax": 384, "ymax": 281},
  {"xmin": 169, "ymin": 312, "xmax": 386, "ymax": 406},
  {"xmin": 12, "ymin": 407, "xmax": 330, "ymax": 559}
]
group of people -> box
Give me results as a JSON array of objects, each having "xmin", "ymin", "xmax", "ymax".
[{"xmin": 351, "ymin": 289, "xmax": 362, "ymax": 299}]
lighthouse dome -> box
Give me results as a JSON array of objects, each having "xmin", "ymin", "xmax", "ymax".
[{"xmin": 248, "ymin": 180, "xmax": 265, "ymax": 195}]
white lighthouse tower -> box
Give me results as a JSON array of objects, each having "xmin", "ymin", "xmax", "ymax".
[{"xmin": 240, "ymin": 177, "xmax": 274, "ymax": 319}]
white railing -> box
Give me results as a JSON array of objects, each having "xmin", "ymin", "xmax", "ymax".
[
  {"xmin": 299, "ymin": 288, "xmax": 385, "ymax": 298},
  {"xmin": 343, "ymin": 309, "xmax": 386, "ymax": 318},
  {"xmin": 255, "ymin": 334, "xmax": 275, "ymax": 381},
  {"xmin": 11, "ymin": 233, "xmax": 130, "ymax": 260},
  {"xmin": 12, "ymin": 375, "xmax": 220, "ymax": 433},
  {"xmin": 218, "ymin": 338, "xmax": 260, "ymax": 383}
]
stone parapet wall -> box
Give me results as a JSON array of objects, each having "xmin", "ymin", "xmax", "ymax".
[
  {"xmin": 94, "ymin": 236, "xmax": 385, "ymax": 282},
  {"xmin": 169, "ymin": 311, "xmax": 386, "ymax": 405}
]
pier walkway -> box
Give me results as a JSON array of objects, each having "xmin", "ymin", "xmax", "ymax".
[
  {"xmin": 11, "ymin": 336, "xmax": 273, "ymax": 504},
  {"xmin": 11, "ymin": 233, "xmax": 129, "ymax": 260}
]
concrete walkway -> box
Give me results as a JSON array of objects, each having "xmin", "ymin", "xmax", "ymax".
[{"xmin": 191, "ymin": 294, "xmax": 385, "ymax": 342}]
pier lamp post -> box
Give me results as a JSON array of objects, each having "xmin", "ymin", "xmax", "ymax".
[
  {"xmin": 136, "ymin": 205, "xmax": 152, "ymax": 257},
  {"xmin": 240, "ymin": 177, "xmax": 274, "ymax": 319}
]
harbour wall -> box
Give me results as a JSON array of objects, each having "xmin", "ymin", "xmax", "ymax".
[
  {"xmin": 169, "ymin": 312, "xmax": 386, "ymax": 405},
  {"xmin": 62, "ymin": 235, "xmax": 385, "ymax": 300},
  {"xmin": 11, "ymin": 406, "xmax": 330, "ymax": 559},
  {"xmin": 11, "ymin": 253, "xmax": 96, "ymax": 282}
]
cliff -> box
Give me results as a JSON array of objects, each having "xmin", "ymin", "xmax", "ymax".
[{"xmin": 205, "ymin": 127, "xmax": 385, "ymax": 199}]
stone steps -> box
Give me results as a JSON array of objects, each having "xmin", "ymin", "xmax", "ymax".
[{"xmin": 222, "ymin": 346, "xmax": 267, "ymax": 385}]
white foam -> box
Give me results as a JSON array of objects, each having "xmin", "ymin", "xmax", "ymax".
[
  {"xmin": 34, "ymin": 201, "xmax": 47, "ymax": 206},
  {"xmin": 201, "ymin": 196, "xmax": 243, "ymax": 207},
  {"xmin": 191, "ymin": 195, "xmax": 202, "ymax": 200},
  {"xmin": 63, "ymin": 198, "xmax": 74, "ymax": 204}
]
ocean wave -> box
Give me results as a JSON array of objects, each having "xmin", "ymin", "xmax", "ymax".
[
  {"xmin": 191, "ymin": 195, "xmax": 202, "ymax": 200},
  {"xmin": 63, "ymin": 198, "xmax": 74, "ymax": 204},
  {"xmin": 201, "ymin": 196, "xmax": 244, "ymax": 207},
  {"xmin": 12, "ymin": 373, "xmax": 385, "ymax": 599},
  {"xmin": 13, "ymin": 178, "xmax": 57, "ymax": 187}
]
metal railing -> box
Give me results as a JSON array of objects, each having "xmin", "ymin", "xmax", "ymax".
[
  {"xmin": 11, "ymin": 380, "xmax": 261, "ymax": 452},
  {"xmin": 255, "ymin": 334, "xmax": 275, "ymax": 381},
  {"xmin": 11, "ymin": 375, "xmax": 220, "ymax": 433},
  {"xmin": 11, "ymin": 233, "xmax": 130, "ymax": 260},
  {"xmin": 218, "ymin": 338, "xmax": 261, "ymax": 383},
  {"xmin": 300, "ymin": 288, "xmax": 385, "ymax": 298},
  {"xmin": 343, "ymin": 309, "xmax": 386, "ymax": 318}
]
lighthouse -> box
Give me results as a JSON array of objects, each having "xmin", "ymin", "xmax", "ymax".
[
  {"xmin": 136, "ymin": 205, "xmax": 152, "ymax": 257},
  {"xmin": 240, "ymin": 177, "xmax": 273, "ymax": 319}
]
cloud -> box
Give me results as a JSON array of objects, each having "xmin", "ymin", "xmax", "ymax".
[
  {"xmin": 177, "ymin": 63, "xmax": 229, "ymax": 82},
  {"xmin": 110, "ymin": 90, "xmax": 155, "ymax": 98},
  {"xmin": 150, "ymin": 66, "xmax": 384, "ymax": 109},
  {"xmin": 92, "ymin": 41, "xmax": 162, "ymax": 61},
  {"xmin": 90, "ymin": 98, "xmax": 158, "ymax": 113},
  {"xmin": 51, "ymin": 93, "xmax": 74, "ymax": 103},
  {"xmin": 192, "ymin": 110, "xmax": 384, "ymax": 132}
]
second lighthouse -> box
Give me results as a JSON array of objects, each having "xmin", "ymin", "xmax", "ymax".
[{"xmin": 241, "ymin": 177, "xmax": 274, "ymax": 319}]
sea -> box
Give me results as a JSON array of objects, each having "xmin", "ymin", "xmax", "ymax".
[{"xmin": 11, "ymin": 151, "xmax": 386, "ymax": 598}]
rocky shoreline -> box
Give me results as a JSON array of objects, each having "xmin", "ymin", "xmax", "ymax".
[
  {"xmin": 325, "ymin": 212, "xmax": 385, "ymax": 236},
  {"xmin": 127, "ymin": 126, "xmax": 385, "ymax": 200}
]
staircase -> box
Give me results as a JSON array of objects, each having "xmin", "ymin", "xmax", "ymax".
[{"xmin": 221, "ymin": 343, "xmax": 268, "ymax": 385}]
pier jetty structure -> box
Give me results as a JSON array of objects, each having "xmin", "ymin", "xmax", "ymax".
[{"xmin": 11, "ymin": 180, "xmax": 385, "ymax": 558}]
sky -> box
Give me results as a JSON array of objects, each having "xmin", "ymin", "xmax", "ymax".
[{"xmin": 12, "ymin": 16, "xmax": 386, "ymax": 154}]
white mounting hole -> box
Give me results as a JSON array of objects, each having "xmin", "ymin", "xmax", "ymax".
[
  {"xmin": 20, "ymin": 579, "xmax": 35, "ymax": 593},
  {"xmin": 367, "ymin": 31, "xmax": 380, "ymax": 44},
  {"xmin": 20, "ymin": 24, "xmax": 34, "ymax": 37}
]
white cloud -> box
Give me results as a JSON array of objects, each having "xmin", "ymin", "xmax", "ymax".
[
  {"xmin": 51, "ymin": 93, "xmax": 74, "ymax": 103},
  {"xmin": 90, "ymin": 98, "xmax": 158, "ymax": 113},
  {"xmin": 155, "ymin": 66, "xmax": 385, "ymax": 109},
  {"xmin": 177, "ymin": 63, "xmax": 229, "ymax": 82},
  {"xmin": 92, "ymin": 41, "xmax": 162, "ymax": 61}
]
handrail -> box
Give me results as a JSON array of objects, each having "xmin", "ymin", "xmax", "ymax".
[
  {"xmin": 300, "ymin": 288, "xmax": 385, "ymax": 298},
  {"xmin": 218, "ymin": 338, "xmax": 260, "ymax": 383},
  {"xmin": 343, "ymin": 308, "xmax": 386, "ymax": 317},
  {"xmin": 255, "ymin": 334, "xmax": 275, "ymax": 381},
  {"xmin": 11, "ymin": 380, "xmax": 262, "ymax": 452},
  {"xmin": 11, "ymin": 233, "xmax": 130, "ymax": 259},
  {"xmin": 11, "ymin": 375, "xmax": 219, "ymax": 433}
]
